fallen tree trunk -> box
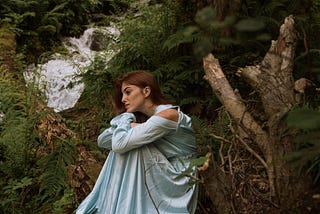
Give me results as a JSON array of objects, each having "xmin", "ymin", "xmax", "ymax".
[{"xmin": 201, "ymin": 15, "xmax": 314, "ymax": 213}]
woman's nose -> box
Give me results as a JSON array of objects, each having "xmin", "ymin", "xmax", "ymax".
[{"xmin": 121, "ymin": 95, "xmax": 126, "ymax": 103}]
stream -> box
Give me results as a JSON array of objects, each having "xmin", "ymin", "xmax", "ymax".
[{"xmin": 24, "ymin": 25, "xmax": 120, "ymax": 112}]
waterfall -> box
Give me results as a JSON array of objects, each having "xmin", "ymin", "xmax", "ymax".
[{"xmin": 24, "ymin": 26, "xmax": 119, "ymax": 112}]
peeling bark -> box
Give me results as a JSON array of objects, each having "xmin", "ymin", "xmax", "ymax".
[
  {"xmin": 202, "ymin": 15, "xmax": 312, "ymax": 212},
  {"xmin": 237, "ymin": 15, "xmax": 297, "ymax": 116}
]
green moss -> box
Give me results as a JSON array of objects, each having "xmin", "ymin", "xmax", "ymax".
[{"xmin": 0, "ymin": 24, "xmax": 16, "ymax": 70}]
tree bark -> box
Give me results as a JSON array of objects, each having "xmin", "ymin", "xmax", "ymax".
[
  {"xmin": 201, "ymin": 15, "xmax": 312, "ymax": 212},
  {"xmin": 199, "ymin": 152, "xmax": 234, "ymax": 213},
  {"xmin": 237, "ymin": 15, "xmax": 297, "ymax": 116}
]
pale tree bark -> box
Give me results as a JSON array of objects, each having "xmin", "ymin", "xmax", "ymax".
[{"xmin": 201, "ymin": 15, "xmax": 312, "ymax": 212}]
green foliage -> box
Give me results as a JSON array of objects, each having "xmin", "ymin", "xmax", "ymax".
[
  {"xmin": 0, "ymin": 70, "xmax": 34, "ymax": 177},
  {"xmin": 0, "ymin": 177, "xmax": 33, "ymax": 212},
  {"xmin": 286, "ymin": 107, "xmax": 320, "ymax": 182},
  {"xmin": 1, "ymin": 0, "xmax": 319, "ymax": 212},
  {"xmin": 0, "ymin": 68, "xmax": 37, "ymax": 212},
  {"xmin": 163, "ymin": 0, "xmax": 320, "ymax": 87},
  {"xmin": 80, "ymin": 54, "xmax": 118, "ymax": 106},
  {"xmin": 0, "ymin": 0, "xmax": 123, "ymax": 63},
  {"xmin": 177, "ymin": 156, "xmax": 207, "ymax": 185},
  {"xmin": 52, "ymin": 187, "xmax": 75, "ymax": 213},
  {"xmin": 107, "ymin": 2, "xmax": 175, "ymax": 70},
  {"xmin": 0, "ymin": 67, "xmax": 78, "ymax": 213},
  {"xmin": 164, "ymin": 6, "xmax": 236, "ymax": 59},
  {"xmin": 192, "ymin": 116, "xmax": 216, "ymax": 152},
  {"xmin": 36, "ymin": 138, "xmax": 77, "ymax": 212},
  {"xmin": 83, "ymin": 0, "xmax": 216, "ymax": 109},
  {"xmin": 35, "ymin": 2, "xmax": 67, "ymax": 36},
  {"xmin": 237, "ymin": 0, "xmax": 320, "ymax": 85},
  {"xmin": 287, "ymin": 108, "xmax": 320, "ymax": 130}
]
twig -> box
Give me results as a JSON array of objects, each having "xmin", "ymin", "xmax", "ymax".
[
  {"xmin": 209, "ymin": 133, "xmax": 231, "ymax": 144},
  {"xmin": 228, "ymin": 143, "xmax": 234, "ymax": 175},
  {"xmin": 184, "ymin": 174, "xmax": 201, "ymax": 182},
  {"xmin": 219, "ymin": 141, "xmax": 225, "ymax": 169},
  {"xmin": 235, "ymin": 135, "xmax": 268, "ymax": 170}
]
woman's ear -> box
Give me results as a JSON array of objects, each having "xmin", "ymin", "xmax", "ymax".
[{"xmin": 143, "ymin": 86, "xmax": 151, "ymax": 97}]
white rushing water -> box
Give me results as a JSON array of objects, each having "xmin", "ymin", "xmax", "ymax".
[{"xmin": 24, "ymin": 26, "xmax": 120, "ymax": 112}]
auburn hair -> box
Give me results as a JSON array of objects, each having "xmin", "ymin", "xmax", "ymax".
[{"xmin": 114, "ymin": 70, "xmax": 170, "ymax": 115}]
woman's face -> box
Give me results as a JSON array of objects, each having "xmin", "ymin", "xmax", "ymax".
[{"xmin": 121, "ymin": 82, "xmax": 148, "ymax": 113}]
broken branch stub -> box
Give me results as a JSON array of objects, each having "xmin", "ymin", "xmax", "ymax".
[{"xmin": 237, "ymin": 15, "xmax": 297, "ymax": 116}]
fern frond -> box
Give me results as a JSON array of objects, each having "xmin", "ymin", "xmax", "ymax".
[
  {"xmin": 163, "ymin": 26, "xmax": 199, "ymax": 51},
  {"xmin": 37, "ymin": 25, "xmax": 58, "ymax": 34},
  {"xmin": 37, "ymin": 140, "xmax": 76, "ymax": 203}
]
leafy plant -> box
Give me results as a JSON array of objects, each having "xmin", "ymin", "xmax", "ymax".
[
  {"xmin": 83, "ymin": 0, "xmax": 216, "ymax": 111},
  {"xmin": 0, "ymin": 67, "xmax": 40, "ymax": 213},
  {"xmin": 286, "ymin": 107, "xmax": 320, "ymax": 182},
  {"xmin": 0, "ymin": 0, "xmax": 119, "ymax": 63},
  {"xmin": 0, "ymin": 65, "xmax": 78, "ymax": 213},
  {"xmin": 0, "ymin": 177, "xmax": 33, "ymax": 212},
  {"xmin": 36, "ymin": 138, "xmax": 77, "ymax": 212}
]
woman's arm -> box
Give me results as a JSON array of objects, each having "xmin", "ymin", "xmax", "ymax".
[
  {"xmin": 97, "ymin": 113, "xmax": 136, "ymax": 149},
  {"xmin": 112, "ymin": 109, "xmax": 179, "ymax": 154},
  {"xmin": 97, "ymin": 127, "xmax": 114, "ymax": 149}
]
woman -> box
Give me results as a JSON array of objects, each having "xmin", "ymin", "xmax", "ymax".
[{"xmin": 76, "ymin": 70, "xmax": 198, "ymax": 214}]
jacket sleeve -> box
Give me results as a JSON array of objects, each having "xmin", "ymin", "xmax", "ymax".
[
  {"xmin": 111, "ymin": 115, "xmax": 178, "ymax": 154},
  {"xmin": 97, "ymin": 113, "xmax": 136, "ymax": 149}
]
